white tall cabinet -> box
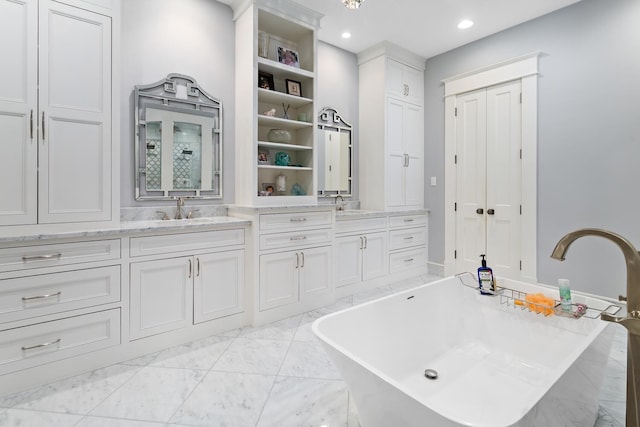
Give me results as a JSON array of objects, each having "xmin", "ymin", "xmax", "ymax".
[
  {"xmin": 0, "ymin": 0, "xmax": 118, "ymax": 228},
  {"xmin": 358, "ymin": 43, "xmax": 426, "ymax": 211}
]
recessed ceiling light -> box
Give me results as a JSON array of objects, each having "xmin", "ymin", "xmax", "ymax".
[
  {"xmin": 458, "ymin": 19, "xmax": 474, "ymax": 30},
  {"xmin": 342, "ymin": 31, "xmax": 352, "ymax": 39}
]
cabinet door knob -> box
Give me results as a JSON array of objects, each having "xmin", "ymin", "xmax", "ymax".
[
  {"xmin": 476, "ymin": 208, "xmax": 484, "ymax": 214},
  {"xmin": 487, "ymin": 209, "xmax": 495, "ymax": 215}
]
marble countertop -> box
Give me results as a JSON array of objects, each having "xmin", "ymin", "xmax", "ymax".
[
  {"xmin": 0, "ymin": 216, "xmax": 252, "ymax": 244},
  {"xmin": 335, "ymin": 208, "xmax": 430, "ymax": 220}
]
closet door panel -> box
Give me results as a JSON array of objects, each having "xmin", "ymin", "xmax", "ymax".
[
  {"xmin": 38, "ymin": 0, "xmax": 112, "ymax": 223},
  {"xmin": 0, "ymin": 0, "xmax": 37, "ymax": 225}
]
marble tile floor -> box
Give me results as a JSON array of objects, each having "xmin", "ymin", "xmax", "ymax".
[{"xmin": 0, "ymin": 274, "xmax": 629, "ymax": 427}]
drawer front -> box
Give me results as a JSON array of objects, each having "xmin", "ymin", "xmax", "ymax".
[
  {"xmin": 335, "ymin": 216, "xmax": 387, "ymax": 235},
  {"xmin": 389, "ymin": 248, "xmax": 427, "ymax": 274},
  {"xmin": 0, "ymin": 309, "xmax": 120, "ymax": 375},
  {"xmin": 389, "ymin": 214, "xmax": 427, "ymax": 229},
  {"xmin": 389, "ymin": 227, "xmax": 427, "ymax": 251},
  {"xmin": 259, "ymin": 211, "xmax": 332, "ymax": 232},
  {"xmin": 0, "ymin": 266, "xmax": 120, "ymax": 324},
  {"xmin": 0, "ymin": 240, "xmax": 121, "ymax": 273},
  {"xmin": 260, "ymin": 228, "xmax": 332, "ymax": 251},
  {"xmin": 130, "ymin": 228, "xmax": 245, "ymax": 257}
]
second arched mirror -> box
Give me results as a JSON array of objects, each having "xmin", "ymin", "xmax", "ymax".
[{"xmin": 317, "ymin": 107, "xmax": 352, "ymax": 197}]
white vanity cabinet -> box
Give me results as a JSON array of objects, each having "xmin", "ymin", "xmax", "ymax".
[
  {"xmin": 259, "ymin": 245, "xmax": 331, "ymax": 311},
  {"xmin": 388, "ymin": 213, "xmax": 428, "ymax": 274},
  {"xmin": 335, "ymin": 216, "xmax": 388, "ymax": 288},
  {"xmin": 0, "ymin": 0, "xmax": 118, "ymax": 226},
  {"xmin": 128, "ymin": 229, "xmax": 245, "ymax": 340},
  {"xmin": 0, "ymin": 238, "xmax": 122, "ymax": 377},
  {"xmin": 358, "ymin": 43, "xmax": 425, "ymax": 211}
]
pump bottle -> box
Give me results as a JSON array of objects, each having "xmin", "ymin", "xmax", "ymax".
[{"xmin": 477, "ymin": 254, "xmax": 495, "ymax": 295}]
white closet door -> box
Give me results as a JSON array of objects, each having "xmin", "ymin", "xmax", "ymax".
[
  {"xmin": 455, "ymin": 88, "xmax": 487, "ymax": 274},
  {"xmin": 38, "ymin": 0, "xmax": 112, "ymax": 223},
  {"xmin": 0, "ymin": 0, "xmax": 37, "ymax": 225},
  {"xmin": 486, "ymin": 81, "xmax": 522, "ymax": 278}
]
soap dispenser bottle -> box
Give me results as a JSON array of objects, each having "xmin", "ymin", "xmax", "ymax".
[{"xmin": 477, "ymin": 254, "xmax": 496, "ymax": 295}]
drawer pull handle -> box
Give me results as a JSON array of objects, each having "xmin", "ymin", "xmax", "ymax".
[
  {"xmin": 404, "ymin": 258, "xmax": 415, "ymax": 263},
  {"xmin": 404, "ymin": 236, "xmax": 414, "ymax": 240},
  {"xmin": 404, "ymin": 219, "xmax": 415, "ymax": 222},
  {"xmin": 290, "ymin": 218, "xmax": 307, "ymax": 222},
  {"xmin": 21, "ymin": 253, "xmax": 62, "ymax": 262},
  {"xmin": 290, "ymin": 236, "xmax": 308, "ymax": 241},
  {"xmin": 22, "ymin": 291, "xmax": 62, "ymax": 302},
  {"xmin": 21, "ymin": 338, "xmax": 61, "ymax": 352}
]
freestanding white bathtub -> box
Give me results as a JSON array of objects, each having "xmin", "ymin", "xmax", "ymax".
[{"xmin": 313, "ymin": 276, "xmax": 616, "ymax": 427}]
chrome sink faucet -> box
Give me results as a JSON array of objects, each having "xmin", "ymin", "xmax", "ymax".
[
  {"xmin": 550, "ymin": 228, "xmax": 640, "ymax": 426},
  {"xmin": 175, "ymin": 197, "xmax": 185, "ymax": 220},
  {"xmin": 334, "ymin": 195, "xmax": 345, "ymax": 211}
]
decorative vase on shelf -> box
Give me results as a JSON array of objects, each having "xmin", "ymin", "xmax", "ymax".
[
  {"xmin": 274, "ymin": 151, "xmax": 290, "ymax": 166},
  {"xmin": 267, "ymin": 129, "xmax": 291, "ymax": 144},
  {"xmin": 276, "ymin": 173, "xmax": 287, "ymax": 193}
]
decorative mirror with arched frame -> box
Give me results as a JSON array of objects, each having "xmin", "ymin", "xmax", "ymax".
[
  {"xmin": 317, "ymin": 107, "xmax": 352, "ymax": 197},
  {"xmin": 135, "ymin": 74, "xmax": 222, "ymax": 200}
]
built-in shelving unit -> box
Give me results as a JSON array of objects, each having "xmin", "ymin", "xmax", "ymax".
[{"xmin": 234, "ymin": 1, "xmax": 321, "ymax": 205}]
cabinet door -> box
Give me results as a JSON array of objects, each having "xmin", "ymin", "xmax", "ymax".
[
  {"xmin": 0, "ymin": 0, "xmax": 37, "ymax": 225},
  {"xmin": 386, "ymin": 98, "xmax": 406, "ymax": 207},
  {"xmin": 259, "ymin": 251, "xmax": 299, "ymax": 311},
  {"xmin": 299, "ymin": 246, "xmax": 332, "ymax": 297},
  {"xmin": 335, "ymin": 235, "xmax": 363, "ymax": 288},
  {"xmin": 402, "ymin": 66, "xmax": 423, "ymax": 106},
  {"xmin": 362, "ymin": 232, "xmax": 388, "ymax": 281},
  {"xmin": 194, "ymin": 250, "xmax": 245, "ymax": 324},
  {"xmin": 385, "ymin": 59, "xmax": 406, "ymax": 99},
  {"xmin": 38, "ymin": 1, "xmax": 112, "ymax": 223},
  {"xmin": 130, "ymin": 257, "xmax": 193, "ymax": 340}
]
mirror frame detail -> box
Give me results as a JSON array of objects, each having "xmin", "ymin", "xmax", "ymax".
[
  {"xmin": 317, "ymin": 107, "xmax": 352, "ymax": 197},
  {"xmin": 134, "ymin": 74, "xmax": 223, "ymax": 201}
]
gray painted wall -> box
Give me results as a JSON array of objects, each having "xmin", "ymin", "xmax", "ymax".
[
  {"xmin": 120, "ymin": 2, "xmax": 359, "ymax": 207},
  {"xmin": 316, "ymin": 42, "xmax": 360, "ymax": 201},
  {"xmin": 120, "ymin": 0, "xmax": 236, "ymax": 208},
  {"xmin": 425, "ymin": 0, "xmax": 640, "ymax": 298}
]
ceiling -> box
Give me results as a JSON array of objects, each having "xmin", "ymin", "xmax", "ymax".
[{"xmin": 222, "ymin": 0, "xmax": 584, "ymax": 59}]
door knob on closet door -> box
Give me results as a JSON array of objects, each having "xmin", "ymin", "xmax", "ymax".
[
  {"xmin": 476, "ymin": 208, "xmax": 484, "ymax": 214},
  {"xmin": 487, "ymin": 209, "xmax": 495, "ymax": 215}
]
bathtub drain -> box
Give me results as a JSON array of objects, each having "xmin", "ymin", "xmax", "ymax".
[{"xmin": 424, "ymin": 369, "xmax": 438, "ymax": 380}]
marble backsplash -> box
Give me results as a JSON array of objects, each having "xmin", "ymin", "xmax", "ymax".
[{"xmin": 120, "ymin": 204, "xmax": 228, "ymax": 221}]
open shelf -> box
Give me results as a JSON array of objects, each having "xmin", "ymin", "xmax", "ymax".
[
  {"xmin": 258, "ymin": 57, "xmax": 314, "ymax": 79},
  {"xmin": 258, "ymin": 165, "xmax": 312, "ymax": 171},
  {"xmin": 258, "ymin": 88, "xmax": 312, "ymax": 108},
  {"xmin": 258, "ymin": 115, "xmax": 313, "ymax": 130},
  {"xmin": 258, "ymin": 141, "xmax": 312, "ymax": 151}
]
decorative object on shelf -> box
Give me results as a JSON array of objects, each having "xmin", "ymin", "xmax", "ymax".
[
  {"xmin": 285, "ymin": 79, "xmax": 302, "ymax": 97},
  {"xmin": 258, "ymin": 150, "xmax": 270, "ymax": 165},
  {"xmin": 291, "ymin": 183, "xmax": 306, "ymax": 195},
  {"xmin": 277, "ymin": 46, "xmax": 300, "ymax": 68},
  {"xmin": 258, "ymin": 31, "xmax": 270, "ymax": 58},
  {"xmin": 297, "ymin": 113, "xmax": 308, "ymax": 122},
  {"xmin": 276, "ymin": 173, "xmax": 287, "ymax": 192},
  {"xmin": 258, "ymin": 71, "xmax": 275, "ymax": 90},
  {"xmin": 267, "ymin": 129, "xmax": 292, "ymax": 143},
  {"xmin": 260, "ymin": 182, "xmax": 275, "ymax": 196},
  {"xmin": 341, "ymin": 0, "xmax": 366, "ymax": 9},
  {"xmin": 282, "ymin": 103, "xmax": 290, "ymax": 119},
  {"xmin": 274, "ymin": 151, "xmax": 290, "ymax": 166},
  {"xmin": 263, "ymin": 108, "xmax": 276, "ymax": 117}
]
